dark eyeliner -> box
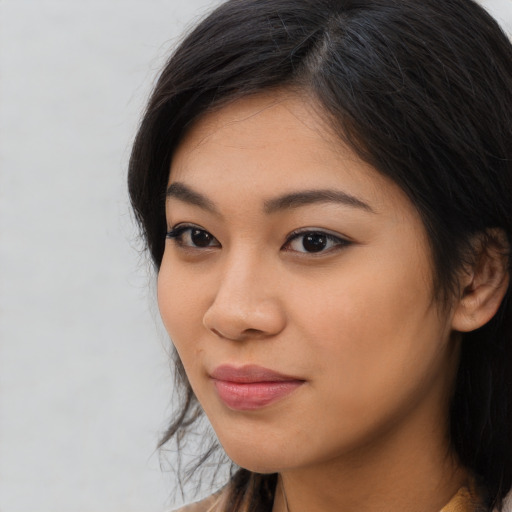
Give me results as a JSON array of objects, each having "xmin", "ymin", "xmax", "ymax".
[
  {"xmin": 165, "ymin": 223, "xmax": 221, "ymax": 250},
  {"xmin": 283, "ymin": 228, "xmax": 352, "ymax": 252},
  {"xmin": 166, "ymin": 224, "xmax": 192, "ymax": 239}
]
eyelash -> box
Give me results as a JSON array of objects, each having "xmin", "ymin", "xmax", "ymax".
[
  {"xmin": 166, "ymin": 224, "xmax": 220, "ymax": 250},
  {"xmin": 166, "ymin": 224, "xmax": 351, "ymax": 255},
  {"xmin": 284, "ymin": 228, "xmax": 351, "ymax": 254}
]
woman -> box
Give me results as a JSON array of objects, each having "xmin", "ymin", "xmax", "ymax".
[{"xmin": 128, "ymin": 0, "xmax": 512, "ymax": 510}]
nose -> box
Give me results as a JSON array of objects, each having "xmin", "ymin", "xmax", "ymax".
[{"xmin": 202, "ymin": 253, "xmax": 286, "ymax": 341}]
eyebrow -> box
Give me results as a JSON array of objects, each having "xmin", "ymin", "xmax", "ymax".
[
  {"xmin": 166, "ymin": 182, "xmax": 374, "ymax": 215},
  {"xmin": 166, "ymin": 182, "xmax": 219, "ymax": 214},
  {"xmin": 264, "ymin": 189, "xmax": 374, "ymax": 214}
]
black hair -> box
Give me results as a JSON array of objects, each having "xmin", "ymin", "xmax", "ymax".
[{"xmin": 128, "ymin": 0, "xmax": 512, "ymax": 509}]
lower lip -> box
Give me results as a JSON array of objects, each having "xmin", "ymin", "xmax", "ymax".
[{"xmin": 212, "ymin": 380, "xmax": 303, "ymax": 411}]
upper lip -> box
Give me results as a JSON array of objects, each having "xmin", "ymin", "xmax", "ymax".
[{"xmin": 210, "ymin": 364, "xmax": 303, "ymax": 383}]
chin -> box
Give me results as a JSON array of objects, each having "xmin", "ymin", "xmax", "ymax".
[{"xmin": 219, "ymin": 440, "xmax": 290, "ymax": 474}]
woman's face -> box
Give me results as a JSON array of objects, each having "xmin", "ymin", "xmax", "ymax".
[{"xmin": 158, "ymin": 92, "xmax": 460, "ymax": 473}]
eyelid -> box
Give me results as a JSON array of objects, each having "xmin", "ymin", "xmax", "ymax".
[
  {"xmin": 283, "ymin": 227, "xmax": 352, "ymax": 253},
  {"xmin": 166, "ymin": 222, "xmax": 207, "ymax": 236},
  {"xmin": 166, "ymin": 223, "xmax": 221, "ymax": 248},
  {"xmin": 166, "ymin": 223, "xmax": 351, "ymax": 254},
  {"xmin": 285, "ymin": 227, "xmax": 351, "ymax": 242}
]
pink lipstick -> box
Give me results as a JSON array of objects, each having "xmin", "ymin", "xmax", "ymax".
[{"xmin": 210, "ymin": 365, "xmax": 304, "ymax": 411}]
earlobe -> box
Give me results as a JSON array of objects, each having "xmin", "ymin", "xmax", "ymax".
[{"xmin": 451, "ymin": 230, "xmax": 510, "ymax": 333}]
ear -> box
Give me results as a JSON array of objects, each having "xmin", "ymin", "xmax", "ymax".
[{"xmin": 451, "ymin": 229, "xmax": 510, "ymax": 333}]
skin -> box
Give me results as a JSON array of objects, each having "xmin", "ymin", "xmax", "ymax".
[{"xmin": 158, "ymin": 92, "xmax": 471, "ymax": 512}]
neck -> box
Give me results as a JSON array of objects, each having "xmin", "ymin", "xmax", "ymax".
[{"xmin": 272, "ymin": 407, "xmax": 468, "ymax": 512}]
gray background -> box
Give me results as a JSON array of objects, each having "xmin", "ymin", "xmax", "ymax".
[{"xmin": 0, "ymin": 1, "xmax": 510, "ymax": 511}]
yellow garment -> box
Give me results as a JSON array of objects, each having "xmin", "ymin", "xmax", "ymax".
[
  {"xmin": 175, "ymin": 484, "xmax": 485, "ymax": 512},
  {"xmin": 441, "ymin": 485, "xmax": 485, "ymax": 512}
]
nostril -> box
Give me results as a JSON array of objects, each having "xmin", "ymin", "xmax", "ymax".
[
  {"xmin": 210, "ymin": 327, "xmax": 224, "ymax": 339},
  {"xmin": 209, "ymin": 326, "xmax": 265, "ymax": 341},
  {"xmin": 203, "ymin": 295, "xmax": 287, "ymax": 340},
  {"xmin": 242, "ymin": 328, "xmax": 265, "ymax": 337}
]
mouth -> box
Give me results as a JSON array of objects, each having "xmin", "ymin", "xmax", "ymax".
[{"xmin": 210, "ymin": 364, "xmax": 305, "ymax": 411}]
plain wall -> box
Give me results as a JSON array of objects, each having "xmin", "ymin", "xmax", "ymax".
[
  {"xmin": 0, "ymin": 1, "xmax": 220, "ymax": 511},
  {"xmin": 0, "ymin": 1, "xmax": 510, "ymax": 511}
]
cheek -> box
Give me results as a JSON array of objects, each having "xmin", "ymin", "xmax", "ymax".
[
  {"xmin": 288, "ymin": 247, "xmax": 445, "ymax": 396},
  {"xmin": 157, "ymin": 256, "xmax": 208, "ymax": 361}
]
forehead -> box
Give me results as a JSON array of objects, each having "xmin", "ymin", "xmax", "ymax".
[
  {"xmin": 172, "ymin": 92, "xmax": 334, "ymax": 172},
  {"xmin": 168, "ymin": 91, "xmax": 414, "ymax": 220}
]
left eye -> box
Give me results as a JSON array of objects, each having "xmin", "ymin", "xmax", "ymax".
[{"xmin": 284, "ymin": 231, "xmax": 350, "ymax": 254}]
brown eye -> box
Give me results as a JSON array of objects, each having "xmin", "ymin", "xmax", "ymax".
[
  {"xmin": 191, "ymin": 229, "xmax": 215, "ymax": 247},
  {"xmin": 166, "ymin": 225, "xmax": 220, "ymax": 249},
  {"xmin": 302, "ymin": 233, "xmax": 328, "ymax": 252},
  {"xmin": 285, "ymin": 230, "xmax": 350, "ymax": 254}
]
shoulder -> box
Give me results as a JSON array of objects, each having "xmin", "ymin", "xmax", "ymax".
[{"xmin": 172, "ymin": 491, "xmax": 226, "ymax": 512}]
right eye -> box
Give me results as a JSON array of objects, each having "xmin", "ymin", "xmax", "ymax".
[{"xmin": 166, "ymin": 224, "xmax": 220, "ymax": 249}]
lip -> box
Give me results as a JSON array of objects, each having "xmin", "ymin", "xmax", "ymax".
[{"xmin": 210, "ymin": 364, "xmax": 305, "ymax": 411}]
